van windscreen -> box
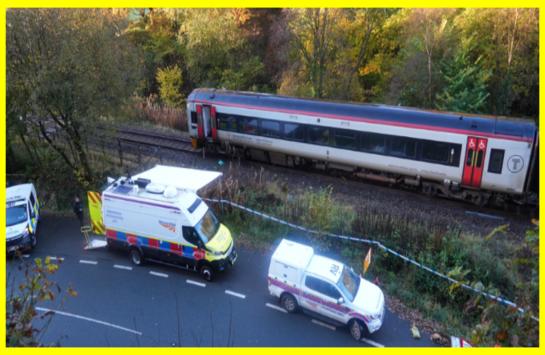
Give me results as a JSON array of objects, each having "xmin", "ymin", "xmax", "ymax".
[
  {"xmin": 7, "ymin": 205, "xmax": 27, "ymax": 227},
  {"xmin": 195, "ymin": 209, "xmax": 219, "ymax": 243}
]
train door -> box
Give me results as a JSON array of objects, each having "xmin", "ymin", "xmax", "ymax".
[
  {"xmin": 462, "ymin": 136, "xmax": 488, "ymax": 188},
  {"xmin": 196, "ymin": 104, "xmax": 204, "ymax": 139},
  {"xmin": 210, "ymin": 106, "xmax": 218, "ymax": 142},
  {"xmin": 196, "ymin": 105, "xmax": 217, "ymax": 142}
]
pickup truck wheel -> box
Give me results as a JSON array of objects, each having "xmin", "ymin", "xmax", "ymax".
[
  {"xmin": 200, "ymin": 265, "xmax": 214, "ymax": 282},
  {"xmin": 281, "ymin": 293, "xmax": 298, "ymax": 313},
  {"xmin": 349, "ymin": 319, "xmax": 366, "ymax": 341},
  {"xmin": 129, "ymin": 248, "xmax": 143, "ymax": 266}
]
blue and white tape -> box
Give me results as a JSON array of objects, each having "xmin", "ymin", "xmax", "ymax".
[{"xmin": 205, "ymin": 198, "xmax": 538, "ymax": 323}]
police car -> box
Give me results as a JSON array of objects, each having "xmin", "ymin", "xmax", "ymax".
[
  {"xmin": 268, "ymin": 239, "xmax": 385, "ymax": 341},
  {"xmin": 6, "ymin": 183, "xmax": 40, "ymax": 254}
]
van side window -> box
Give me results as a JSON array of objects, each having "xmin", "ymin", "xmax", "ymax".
[
  {"xmin": 183, "ymin": 226, "xmax": 201, "ymax": 247},
  {"xmin": 28, "ymin": 202, "xmax": 35, "ymax": 218},
  {"xmin": 29, "ymin": 192, "xmax": 36, "ymax": 207}
]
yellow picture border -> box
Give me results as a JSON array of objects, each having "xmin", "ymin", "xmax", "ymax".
[{"xmin": 1, "ymin": 1, "xmax": 542, "ymax": 353}]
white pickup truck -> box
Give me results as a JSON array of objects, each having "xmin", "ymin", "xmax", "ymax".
[{"xmin": 268, "ymin": 239, "xmax": 385, "ymax": 341}]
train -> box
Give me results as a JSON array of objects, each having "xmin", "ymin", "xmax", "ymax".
[{"xmin": 187, "ymin": 88, "xmax": 538, "ymax": 206}]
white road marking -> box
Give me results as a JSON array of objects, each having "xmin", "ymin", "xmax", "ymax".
[
  {"xmin": 79, "ymin": 259, "xmax": 97, "ymax": 265},
  {"xmin": 265, "ymin": 303, "xmax": 287, "ymax": 313},
  {"xmin": 361, "ymin": 337, "xmax": 385, "ymax": 347},
  {"xmin": 225, "ymin": 290, "xmax": 246, "ymax": 299},
  {"xmin": 311, "ymin": 319, "xmax": 336, "ymax": 331},
  {"xmin": 48, "ymin": 256, "xmax": 64, "ymax": 261},
  {"xmin": 22, "ymin": 254, "xmax": 30, "ymax": 258},
  {"xmin": 149, "ymin": 271, "xmax": 168, "ymax": 278},
  {"xmin": 113, "ymin": 264, "xmax": 133, "ymax": 271},
  {"xmin": 186, "ymin": 279, "xmax": 206, "ymax": 287},
  {"xmin": 36, "ymin": 307, "xmax": 142, "ymax": 336}
]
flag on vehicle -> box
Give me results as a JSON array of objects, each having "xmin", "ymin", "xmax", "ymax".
[{"xmin": 363, "ymin": 248, "xmax": 372, "ymax": 274}]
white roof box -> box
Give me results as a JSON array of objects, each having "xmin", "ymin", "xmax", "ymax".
[{"xmin": 132, "ymin": 165, "xmax": 222, "ymax": 193}]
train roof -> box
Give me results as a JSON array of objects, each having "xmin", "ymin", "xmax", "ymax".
[{"xmin": 188, "ymin": 89, "xmax": 537, "ymax": 142}]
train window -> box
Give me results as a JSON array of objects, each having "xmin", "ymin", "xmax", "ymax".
[
  {"xmin": 422, "ymin": 141, "xmax": 460, "ymax": 166},
  {"xmin": 191, "ymin": 112, "xmax": 197, "ymax": 124},
  {"xmin": 307, "ymin": 126, "xmax": 330, "ymax": 145},
  {"xmin": 390, "ymin": 137, "xmax": 416, "ymax": 158},
  {"xmin": 466, "ymin": 149, "xmax": 474, "ymax": 166},
  {"xmin": 476, "ymin": 151, "xmax": 484, "ymax": 168},
  {"xmin": 488, "ymin": 149, "xmax": 504, "ymax": 174},
  {"xmin": 239, "ymin": 117, "xmax": 258, "ymax": 135},
  {"xmin": 260, "ymin": 119, "xmax": 282, "ymax": 138},
  {"xmin": 333, "ymin": 129, "xmax": 357, "ymax": 150},
  {"xmin": 361, "ymin": 133, "xmax": 386, "ymax": 154},
  {"xmin": 218, "ymin": 114, "xmax": 238, "ymax": 132},
  {"xmin": 284, "ymin": 123, "xmax": 305, "ymax": 141}
]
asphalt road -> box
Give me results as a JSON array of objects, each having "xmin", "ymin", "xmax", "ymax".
[{"xmin": 6, "ymin": 214, "xmax": 438, "ymax": 347}]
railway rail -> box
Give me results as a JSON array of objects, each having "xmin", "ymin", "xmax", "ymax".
[{"xmin": 91, "ymin": 124, "xmax": 536, "ymax": 218}]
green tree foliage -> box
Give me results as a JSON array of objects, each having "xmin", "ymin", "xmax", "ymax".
[
  {"xmin": 7, "ymin": 9, "xmax": 141, "ymax": 188},
  {"xmin": 387, "ymin": 9, "xmax": 458, "ymax": 108},
  {"xmin": 435, "ymin": 39, "xmax": 490, "ymax": 113},
  {"xmin": 156, "ymin": 65, "xmax": 184, "ymax": 107},
  {"xmin": 7, "ymin": 257, "xmax": 76, "ymax": 346},
  {"xmin": 123, "ymin": 8, "xmax": 537, "ymax": 119},
  {"xmin": 177, "ymin": 9, "xmax": 267, "ymax": 91},
  {"xmin": 454, "ymin": 9, "xmax": 538, "ymax": 117},
  {"xmin": 125, "ymin": 9, "xmax": 184, "ymax": 97}
]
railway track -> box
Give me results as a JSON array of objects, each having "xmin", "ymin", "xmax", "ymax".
[
  {"xmin": 113, "ymin": 126, "xmax": 196, "ymax": 153},
  {"xmin": 91, "ymin": 125, "xmax": 536, "ymax": 219}
]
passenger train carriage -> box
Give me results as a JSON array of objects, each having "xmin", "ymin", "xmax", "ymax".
[{"xmin": 187, "ymin": 89, "xmax": 538, "ymax": 206}]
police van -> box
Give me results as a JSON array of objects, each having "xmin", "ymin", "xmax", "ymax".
[
  {"xmin": 268, "ymin": 239, "xmax": 385, "ymax": 341},
  {"xmin": 101, "ymin": 165, "xmax": 236, "ymax": 281},
  {"xmin": 6, "ymin": 183, "xmax": 40, "ymax": 254}
]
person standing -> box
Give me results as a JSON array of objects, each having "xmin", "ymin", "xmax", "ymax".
[{"xmin": 73, "ymin": 196, "xmax": 84, "ymax": 226}]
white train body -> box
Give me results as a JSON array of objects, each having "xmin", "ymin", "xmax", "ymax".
[{"xmin": 187, "ymin": 89, "xmax": 538, "ymax": 204}]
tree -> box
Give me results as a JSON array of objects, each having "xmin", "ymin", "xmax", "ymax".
[
  {"xmin": 7, "ymin": 9, "xmax": 141, "ymax": 189},
  {"xmin": 285, "ymin": 9, "xmax": 339, "ymax": 98},
  {"xmin": 455, "ymin": 9, "xmax": 538, "ymax": 117},
  {"xmin": 387, "ymin": 9, "xmax": 457, "ymax": 108},
  {"xmin": 125, "ymin": 9, "xmax": 184, "ymax": 97},
  {"xmin": 156, "ymin": 65, "xmax": 184, "ymax": 107},
  {"xmin": 435, "ymin": 38, "xmax": 490, "ymax": 113},
  {"xmin": 7, "ymin": 257, "xmax": 77, "ymax": 346},
  {"xmin": 177, "ymin": 9, "xmax": 267, "ymax": 91}
]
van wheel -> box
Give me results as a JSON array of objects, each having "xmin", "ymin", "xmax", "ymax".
[
  {"xmin": 129, "ymin": 248, "xmax": 143, "ymax": 266},
  {"xmin": 30, "ymin": 234, "xmax": 37, "ymax": 249},
  {"xmin": 281, "ymin": 293, "xmax": 298, "ymax": 313},
  {"xmin": 200, "ymin": 264, "xmax": 214, "ymax": 282},
  {"xmin": 349, "ymin": 319, "xmax": 367, "ymax": 341}
]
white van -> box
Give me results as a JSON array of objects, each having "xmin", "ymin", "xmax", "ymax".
[
  {"xmin": 101, "ymin": 165, "xmax": 236, "ymax": 281},
  {"xmin": 268, "ymin": 239, "xmax": 385, "ymax": 341},
  {"xmin": 6, "ymin": 183, "xmax": 40, "ymax": 253}
]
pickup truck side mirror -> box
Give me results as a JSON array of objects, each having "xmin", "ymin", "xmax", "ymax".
[{"xmin": 337, "ymin": 297, "xmax": 344, "ymax": 305}]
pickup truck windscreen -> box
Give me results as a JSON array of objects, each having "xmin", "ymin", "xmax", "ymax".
[{"xmin": 337, "ymin": 266, "xmax": 360, "ymax": 302}]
